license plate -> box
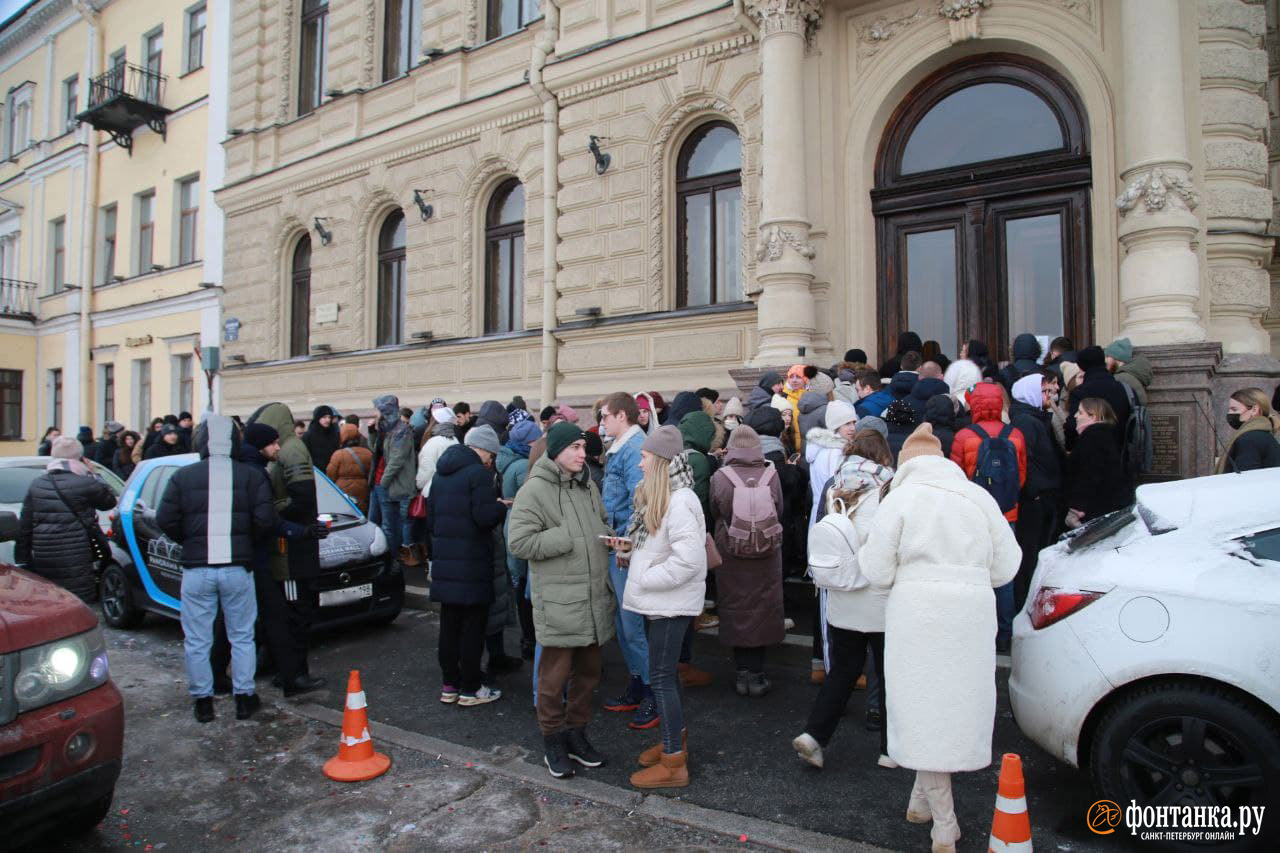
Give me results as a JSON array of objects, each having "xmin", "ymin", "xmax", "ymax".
[{"xmin": 319, "ymin": 583, "xmax": 373, "ymax": 607}]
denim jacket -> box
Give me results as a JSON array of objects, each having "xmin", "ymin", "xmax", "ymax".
[{"xmin": 601, "ymin": 424, "xmax": 645, "ymax": 534}]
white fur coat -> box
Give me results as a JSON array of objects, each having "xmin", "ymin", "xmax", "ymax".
[
  {"xmin": 622, "ymin": 488, "xmax": 708, "ymax": 618},
  {"xmin": 860, "ymin": 454, "xmax": 1020, "ymax": 772}
]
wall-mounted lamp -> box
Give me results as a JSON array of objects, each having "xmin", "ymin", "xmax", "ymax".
[
  {"xmin": 412, "ymin": 189, "xmax": 434, "ymax": 222},
  {"xmin": 313, "ymin": 217, "xmax": 333, "ymax": 246},
  {"xmin": 587, "ymin": 136, "xmax": 611, "ymax": 175},
  {"xmin": 311, "ymin": 343, "xmax": 332, "ymax": 354},
  {"xmin": 574, "ymin": 306, "xmax": 602, "ymax": 317}
]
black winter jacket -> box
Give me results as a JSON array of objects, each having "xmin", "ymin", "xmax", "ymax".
[
  {"xmin": 1010, "ymin": 400, "xmax": 1063, "ymax": 498},
  {"xmin": 924, "ymin": 395, "xmax": 961, "ymax": 458},
  {"xmin": 905, "ymin": 377, "xmax": 950, "ymax": 422},
  {"xmin": 145, "ymin": 438, "xmax": 187, "ymax": 459},
  {"xmin": 302, "ymin": 405, "xmax": 341, "ymax": 470},
  {"xmin": 1064, "ymin": 423, "xmax": 1134, "ymax": 522},
  {"xmin": 427, "ymin": 444, "xmax": 507, "ymax": 605},
  {"xmin": 89, "ymin": 437, "xmax": 118, "ymax": 468},
  {"xmin": 16, "ymin": 467, "xmax": 117, "ymax": 601},
  {"xmin": 888, "ymin": 371, "xmax": 918, "ymax": 400},
  {"xmin": 156, "ymin": 414, "xmax": 277, "ymax": 568},
  {"xmin": 1224, "ymin": 428, "xmax": 1280, "ymax": 473},
  {"xmin": 1067, "ymin": 368, "xmax": 1131, "ymax": 450}
]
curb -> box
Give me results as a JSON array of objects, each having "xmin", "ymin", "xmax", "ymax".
[{"xmin": 287, "ymin": 701, "xmax": 887, "ymax": 853}]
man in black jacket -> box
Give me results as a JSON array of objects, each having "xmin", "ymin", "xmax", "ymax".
[
  {"xmin": 90, "ymin": 421, "xmax": 125, "ymax": 467},
  {"xmin": 1009, "ymin": 372, "xmax": 1065, "ymax": 610},
  {"xmin": 157, "ymin": 413, "xmax": 276, "ymax": 723}
]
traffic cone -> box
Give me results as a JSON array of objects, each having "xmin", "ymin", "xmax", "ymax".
[
  {"xmin": 323, "ymin": 670, "xmax": 391, "ymax": 782},
  {"xmin": 988, "ymin": 753, "xmax": 1033, "ymax": 852}
]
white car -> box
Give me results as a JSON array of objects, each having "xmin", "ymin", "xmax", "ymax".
[{"xmin": 1010, "ymin": 469, "xmax": 1280, "ymax": 848}]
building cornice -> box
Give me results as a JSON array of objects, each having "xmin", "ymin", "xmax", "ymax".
[
  {"xmin": 90, "ymin": 288, "xmax": 218, "ymax": 329},
  {"xmin": 0, "ymin": 0, "xmax": 72, "ymax": 57}
]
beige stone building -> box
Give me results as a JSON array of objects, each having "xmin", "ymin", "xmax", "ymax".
[
  {"xmin": 0, "ymin": 0, "xmax": 225, "ymax": 455},
  {"xmin": 217, "ymin": 0, "xmax": 1280, "ymax": 473}
]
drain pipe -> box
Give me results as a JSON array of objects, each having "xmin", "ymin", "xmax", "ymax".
[
  {"xmin": 529, "ymin": 1, "xmax": 560, "ymax": 407},
  {"xmin": 73, "ymin": 0, "xmax": 102, "ymax": 425}
]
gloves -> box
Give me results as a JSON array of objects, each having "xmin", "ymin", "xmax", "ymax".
[{"xmin": 304, "ymin": 523, "xmax": 330, "ymax": 540}]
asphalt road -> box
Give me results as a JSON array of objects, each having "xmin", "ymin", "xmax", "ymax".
[{"xmin": 89, "ymin": 597, "xmax": 1132, "ymax": 852}]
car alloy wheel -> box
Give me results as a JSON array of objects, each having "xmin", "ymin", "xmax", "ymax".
[
  {"xmin": 99, "ymin": 564, "xmax": 144, "ymax": 629},
  {"xmin": 1120, "ymin": 715, "xmax": 1262, "ymax": 809}
]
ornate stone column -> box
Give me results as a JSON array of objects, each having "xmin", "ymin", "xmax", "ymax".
[
  {"xmin": 747, "ymin": 0, "xmax": 822, "ymax": 365},
  {"xmin": 1115, "ymin": 0, "xmax": 1207, "ymax": 345}
]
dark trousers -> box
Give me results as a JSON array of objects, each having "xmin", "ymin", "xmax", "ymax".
[
  {"xmin": 804, "ymin": 625, "xmax": 887, "ymax": 755},
  {"xmin": 811, "ymin": 591, "xmax": 825, "ymax": 662},
  {"xmin": 438, "ymin": 602, "xmax": 489, "ymax": 694},
  {"xmin": 211, "ymin": 570, "xmax": 304, "ymax": 686},
  {"xmin": 536, "ymin": 644, "xmax": 602, "ymax": 735},
  {"xmin": 647, "ymin": 616, "xmax": 690, "ymax": 753},
  {"xmin": 283, "ymin": 577, "xmax": 318, "ymax": 677},
  {"xmin": 733, "ymin": 646, "xmax": 766, "ymax": 673},
  {"xmin": 1014, "ymin": 493, "xmax": 1059, "ymax": 612},
  {"xmin": 516, "ymin": 574, "xmax": 535, "ymax": 646}
]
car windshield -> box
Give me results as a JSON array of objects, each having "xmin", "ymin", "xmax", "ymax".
[
  {"xmin": 1065, "ymin": 506, "xmax": 1137, "ymax": 552},
  {"xmin": 317, "ymin": 473, "xmax": 363, "ymax": 521}
]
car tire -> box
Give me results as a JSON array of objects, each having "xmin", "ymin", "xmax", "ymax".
[
  {"xmin": 65, "ymin": 789, "xmax": 114, "ymax": 836},
  {"xmin": 99, "ymin": 563, "xmax": 145, "ymax": 629},
  {"xmin": 1090, "ymin": 681, "xmax": 1280, "ymax": 851},
  {"xmin": 372, "ymin": 602, "xmax": 402, "ymax": 627}
]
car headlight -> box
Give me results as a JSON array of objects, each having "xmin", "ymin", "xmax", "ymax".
[
  {"xmin": 370, "ymin": 524, "xmax": 388, "ymax": 557},
  {"xmin": 14, "ymin": 628, "xmax": 111, "ymax": 713}
]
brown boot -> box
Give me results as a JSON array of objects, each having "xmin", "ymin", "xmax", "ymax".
[
  {"xmin": 398, "ymin": 546, "xmax": 421, "ymax": 567},
  {"xmin": 677, "ymin": 663, "xmax": 712, "ymax": 688},
  {"xmin": 630, "ymin": 750, "xmax": 688, "ymax": 789},
  {"xmin": 415, "ymin": 543, "xmax": 430, "ymax": 564},
  {"xmin": 638, "ymin": 729, "xmax": 687, "ymax": 767}
]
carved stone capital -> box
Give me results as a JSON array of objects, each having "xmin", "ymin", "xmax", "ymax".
[
  {"xmin": 755, "ymin": 224, "xmax": 816, "ymax": 263},
  {"xmin": 1116, "ymin": 167, "xmax": 1201, "ymax": 216},
  {"xmin": 746, "ymin": 0, "xmax": 824, "ymax": 39},
  {"xmin": 938, "ymin": 0, "xmax": 988, "ymax": 20}
]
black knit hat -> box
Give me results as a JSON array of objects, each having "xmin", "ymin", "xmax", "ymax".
[
  {"xmin": 746, "ymin": 405, "xmax": 785, "ymax": 437},
  {"xmin": 243, "ymin": 422, "xmax": 279, "ymax": 449},
  {"xmin": 545, "ymin": 422, "xmax": 586, "ymax": 462}
]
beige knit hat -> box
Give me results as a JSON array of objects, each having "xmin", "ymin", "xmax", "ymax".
[
  {"xmin": 1060, "ymin": 361, "xmax": 1083, "ymax": 390},
  {"xmin": 896, "ymin": 422, "xmax": 943, "ymax": 465}
]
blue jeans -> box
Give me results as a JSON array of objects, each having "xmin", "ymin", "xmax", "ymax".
[
  {"xmin": 646, "ymin": 615, "xmax": 691, "ymax": 753},
  {"xmin": 402, "ymin": 515, "xmax": 427, "ymax": 550},
  {"xmin": 181, "ymin": 566, "xmax": 257, "ymax": 698},
  {"xmin": 376, "ymin": 484, "xmax": 405, "ymax": 555},
  {"xmin": 610, "ymin": 555, "xmax": 649, "ymax": 684}
]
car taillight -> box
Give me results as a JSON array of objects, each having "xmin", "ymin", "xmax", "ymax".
[{"xmin": 1029, "ymin": 586, "xmax": 1104, "ymax": 630}]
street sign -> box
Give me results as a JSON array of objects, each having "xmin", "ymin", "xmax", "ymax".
[{"xmin": 224, "ymin": 316, "xmax": 241, "ymax": 342}]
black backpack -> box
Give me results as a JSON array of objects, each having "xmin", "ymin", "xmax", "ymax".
[
  {"xmin": 964, "ymin": 423, "xmax": 1020, "ymax": 513},
  {"xmin": 1119, "ymin": 383, "xmax": 1153, "ymax": 478}
]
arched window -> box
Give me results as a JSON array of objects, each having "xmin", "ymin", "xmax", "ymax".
[
  {"xmin": 376, "ymin": 211, "xmax": 406, "ymax": 347},
  {"xmin": 289, "ymin": 235, "xmax": 311, "ymax": 357},
  {"xmin": 676, "ymin": 122, "xmax": 741, "ymax": 308},
  {"xmin": 484, "ymin": 179, "xmax": 524, "ymax": 334},
  {"xmin": 873, "ymin": 55, "xmax": 1091, "ymax": 362}
]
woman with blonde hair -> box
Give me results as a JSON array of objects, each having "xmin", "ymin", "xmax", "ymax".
[
  {"xmin": 1063, "ymin": 398, "xmax": 1134, "ymax": 528},
  {"xmin": 1218, "ymin": 387, "xmax": 1280, "ymax": 473},
  {"xmin": 613, "ymin": 425, "xmax": 707, "ymax": 789}
]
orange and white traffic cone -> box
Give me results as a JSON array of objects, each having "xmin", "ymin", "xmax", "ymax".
[
  {"xmin": 323, "ymin": 670, "xmax": 391, "ymax": 782},
  {"xmin": 989, "ymin": 753, "xmax": 1033, "ymax": 852}
]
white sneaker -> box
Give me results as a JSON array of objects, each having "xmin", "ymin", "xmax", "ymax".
[
  {"xmin": 791, "ymin": 733, "xmax": 824, "ymax": 768},
  {"xmin": 458, "ymin": 685, "xmax": 503, "ymax": 706},
  {"xmin": 783, "ymin": 617, "xmax": 795, "ymax": 631},
  {"xmin": 877, "ymin": 754, "xmax": 899, "ymax": 769}
]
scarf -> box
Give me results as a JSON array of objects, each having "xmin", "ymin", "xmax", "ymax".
[
  {"xmin": 47, "ymin": 457, "xmax": 92, "ymax": 477},
  {"xmin": 623, "ymin": 452, "xmax": 696, "ymax": 553},
  {"xmin": 759, "ymin": 434, "xmax": 786, "ymax": 459},
  {"xmin": 1215, "ymin": 416, "xmax": 1279, "ymax": 474},
  {"xmin": 430, "ymin": 420, "xmax": 456, "ymax": 440},
  {"xmin": 830, "ymin": 455, "xmax": 893, "ymax": 514}
]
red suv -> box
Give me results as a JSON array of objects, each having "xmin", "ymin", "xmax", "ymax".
[{"xmin": 0, "ymin": 510, "xmax": 124, "ymax": 845}]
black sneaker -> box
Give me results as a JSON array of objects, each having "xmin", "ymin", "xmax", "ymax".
[
  {"xmin": 565, "ymin": 727, "xmax": 606, "ymax": 768},
  {"xmin": 283, "ymin": 674, "xmax": 328, "ymax": 697},
  {"xmin": 627, "ymin": 694, "xmax": 660, "ymax": 730},
  {"xmin": 194, "ymin": 697, "xmax": 215, "ymax": 723},
  {"xmin": 213, "ymin": 676, "xmax": 233, "ymax": 696},
  {"xmin": 603, "ymin": 675, "xmax": 644, "ymax": 712},
  {"xmin": 544, "ymin": 732, "xmax": 576, "ymax": 778},
  {"xmin": 235, "ymin": 693, "xmax": 261, "ymax": 720},
  {"xmin": 865, "ymin": 707, "xmax": 883, "ymax": 731}
]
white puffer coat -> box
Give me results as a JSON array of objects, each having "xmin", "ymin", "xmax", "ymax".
[
  {"xmin": 860, "ymin": 454, "xmax": 1020, "ymax": 773},
  {"xmin": 621, "ymin": 488, "xmax": 707, "ymax": 618}
]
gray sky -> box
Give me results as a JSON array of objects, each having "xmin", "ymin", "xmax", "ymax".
[{"xmin": 0, "ymin": 0, "xmax": 34, "ymax": 30}]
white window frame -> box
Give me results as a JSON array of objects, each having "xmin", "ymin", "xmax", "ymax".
[
  {"xmin": 134, "ymin": 188, "xmax": 155, "ymax": 275},
  {"xmin": 48, "ymin": 367, "xmax": 62, "ymax": 431},
  {"xmin": 62, "ymin": 75, "xmax": 78, "ymax": 133},
  {"xmin": 6, "ymin": 83, "xmax": 34, "ymax": 159},
  {"xmin": 183, "ymin": 3, "xmax": 207, "ymax": 74},
  {"xmin": 99, "ymin": 361, "xmax": 115, "ymax": 424},
  {"xmin": 171, "ymin": 353, "xmax": 195, "ymax": 414},
  {"xmin": 48, "ymin": 217, "xmax": 65, "ymax": 293},
  {"xmin": 132, "ymin": 358, "xmax": 151, "ymax": 428},
  {"xmin": 174, "ymin": 173, "xmax": 200, "ymax": 265}
]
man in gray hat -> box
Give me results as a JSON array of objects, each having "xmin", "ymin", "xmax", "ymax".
[{"xmin": 90, "ymin": 420, "xmax": 126, "ymax": 467}]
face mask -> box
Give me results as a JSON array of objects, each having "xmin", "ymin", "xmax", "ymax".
[
  {"xmin": 724, "ymin": 417, "xmax": 740, "ymax": 429},
  {"xmin": 1227, "ymin": 412, "xmax": 1243, "ymax": 430}
]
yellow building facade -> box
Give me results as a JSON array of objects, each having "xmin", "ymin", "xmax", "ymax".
[{"xmin": 0, "ymin": 0, "xmax": 225, "ymax": 455}]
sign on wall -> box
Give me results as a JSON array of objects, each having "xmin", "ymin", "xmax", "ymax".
[{"xmin": 223, "ymin": 317, "xmax": 241, "ymax": 342}]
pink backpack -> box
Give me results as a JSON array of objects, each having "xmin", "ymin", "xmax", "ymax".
[{"xmin": 721, "ymin": 466, "xmax": 783, "ymax": 559}]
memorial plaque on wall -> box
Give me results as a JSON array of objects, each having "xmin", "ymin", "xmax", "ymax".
[{"xmin": 1147, "ymin": 413, "xmax": 1182, "ymax": 480}]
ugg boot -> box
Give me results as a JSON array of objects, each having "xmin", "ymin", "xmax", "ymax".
[
  {"xmin": 630, "ymin": 750, "xmax": 688, "ymax": 789},
  {"xmin": 677, "ymin": 662, "xmax": 712, "ymax": 688},
  {"xmin": 398, "ymin": 545, "xmax": 421, "ymax": 567},
  {"xmin": 638, "ymin": 729, "xmax": 687, "ymax": 767}
]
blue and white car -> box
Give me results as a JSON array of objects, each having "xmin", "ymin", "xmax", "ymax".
[{"xmin": 99, "ymin": 454, "xmax": 403, "ymax": 631}]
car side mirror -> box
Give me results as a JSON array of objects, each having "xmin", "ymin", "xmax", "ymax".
[{"xmin": 0, "ymin": 510, "xmax": 18, "ymax": 543}]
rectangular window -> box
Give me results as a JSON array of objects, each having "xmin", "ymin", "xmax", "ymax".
[
  {"xmin": 298, "ymin": 0, "xmax": 329, "ymax": 116},
  {"xmin": 133, "ymin": 359, "xmax": 151, "ymax": 427},
  {"xmin": 101, "ymin": 204, "xmax": 117, "ymax": 283},
  {"xmin": 382, "ymin": 0, "xmax": 417, "ymax": 81},
  {"xmin": 175, "ymin": 354, "xmax": 194, "ymax": 414},
  {"xmin": 109, "ymin": 48, "xmax": 126, "ymax": 92},
  {"xmin": 0, "ymin": 369, "xmax": 21, "ymax": 439},
  {"xmin": 137, "ymin": 190, "xmax": 155, "ymax": 273},
  {"xmin": 101, "ymin": 363, "xmax": 115, "ymax": 423},
  {"xmin": 50, "ymin": 368, "xmax": 62, "ymax": 431},
  {"xmin": 186, "ymin": 4, "xmax": 207, "ymax": 72},
  {"xmin": 63, "ymin": 76, "xmax": 78, "ymax": 131},
  {"xmin": 49, "ymin": 218, "xmax": 65, "ymax": 292},
  {"xmin": 178, "ymin": 176, "xmax": 199, "ymax": 264},
  {"xmin": 6, "ymin": 85, "xmax": 32, "ymax": 157},
  {"xmin": 487, "ymin": 0, "xmax": 541, "ymax": 40},
  {"xmin": 143, "ymin": 29, "xmax": 163, "ymax": 103}
]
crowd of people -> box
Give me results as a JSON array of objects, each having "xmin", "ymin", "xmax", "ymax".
[{"xmin": 12, "ymin": 331, "xmax": 1280, "ymax": 853}]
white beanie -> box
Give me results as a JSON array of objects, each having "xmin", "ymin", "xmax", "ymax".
[
  {"xmin": 824, "ymin": 400, "xmax": 858, "ymax": 432},
  {"xmin": 432, "ymin": 406, "xmax": 455, "ymax": 425}
]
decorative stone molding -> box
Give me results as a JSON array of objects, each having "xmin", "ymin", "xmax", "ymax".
[
  {"xmin": 277, "ymin": 1, "xmax": 296, "ymax": 123},
  {"xmin": 856, "ymin": 8, "xmax": 927, "ymax": 60},
  {"xmin": 746, "ymin": 0, "xmax": 824, "ymax": 39},
  {"xmin": 1054, "ymin": 0, "xmax": 1094, "ymax": 25},
  {"xmin": 269, "ymin": 216, "xmax": 308, "ymax": 359},
  {"xmin": 1115, "ymin": 167, "xmax": 1201, "ymax": 215},
  {"xmin": 464, "ymin": 0, "xmax": 480, "ymax": 47},
  {"xmin": 649, "ymin": 97, "xmax": 755, "ymax": 312},
  {"xmin": 459, "ymin": 157, "xmax": 524, "ymax": 334},
  {"xmin": 558, "ymin": 35, "xmax": 755, "ymax": 106},
  {"xmin": 362, "ymin": 1, "xmax": 377, "ymax": 88},
  {"xmin": 754, "ymin": 224, "xmax": 816, "ymax": 263},
  {"xmin": 940, "ymin": 0, "xmax": 988, "ymax": 42}
]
